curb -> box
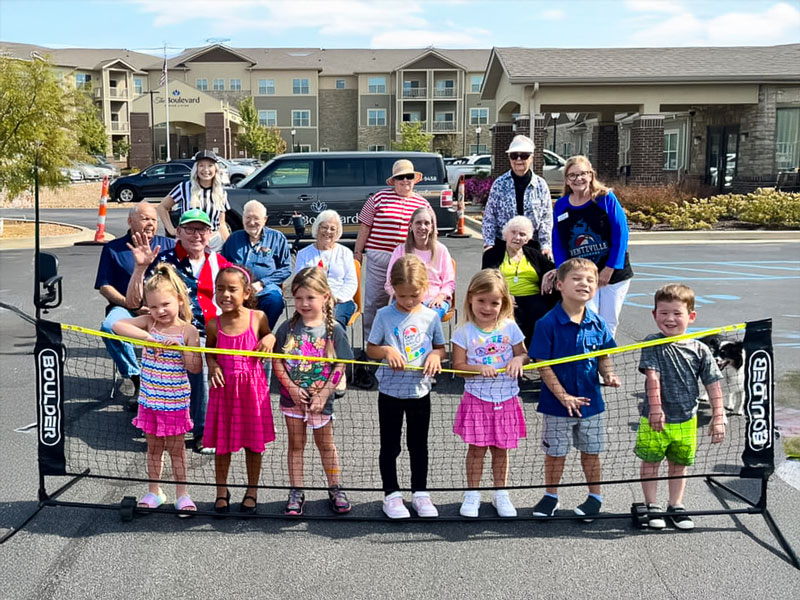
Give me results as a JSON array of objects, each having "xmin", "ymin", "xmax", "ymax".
[
  {"xmin": 463, "ymin": 215, "xmax": 800, "ymax": 243},
  {"xmin": 0, "ymin": 219, "xmax": 115, "ymax": 250}
]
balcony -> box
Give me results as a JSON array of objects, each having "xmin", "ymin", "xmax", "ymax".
[
  {"xmin": 110, "ymin": 121, "xmax": 129, "ymax": 132},
  {"xmin": 94, "ymin": 87, "xmax": 129, "ymax": 99},
  {"xmin": 402, "ymin": 87, "xmax": 426, "ymax": 98},
  {"xmin": 432, "ymin": 121, "xmax": 456, "ymax": 132},
  {"xmin": 433, "ymin": 87, "xmax": 457, "ymax": 98}
]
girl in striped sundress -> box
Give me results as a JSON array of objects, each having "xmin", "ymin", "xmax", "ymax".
[{"xmin": 113, "ymin": 263, "xmax": 202, "ymax": 516}]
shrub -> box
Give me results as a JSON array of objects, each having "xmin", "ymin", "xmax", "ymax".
[{"xmin": 464, "ymin": 174, "xmax": 494, "ymax": 206}]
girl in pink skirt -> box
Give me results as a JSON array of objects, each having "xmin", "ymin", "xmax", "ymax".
[
  {"xmin": 113, "ymin": 263, "xmax": 202, "ymax": 516},
  {"xmin": 206, "ymin": 266, "xmax": 276, "ymax": 515},
  {"xmin": 452, "ymin": 269, "xmax": 529, "ymax": 518}
]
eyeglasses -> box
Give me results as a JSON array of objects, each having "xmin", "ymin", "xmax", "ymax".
[
  {"xmin": 181, "ymin": 226, "xmax": 211, "ymax": 236},
  {"xmin": 567, "ymin": 171, "xmax": 592, "ymax": 181},
  {"xmin": 394, "ymin": 173, "xmax": 416, "ymax": 181},
  {"xmin": 509, "ymin": 153, "xmax": 531, "ymax": 161}
]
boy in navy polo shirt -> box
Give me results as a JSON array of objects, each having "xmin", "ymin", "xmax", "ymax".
[{"xmin": 530, "ymin": 258, "xmax": 620, "ymax": 520}]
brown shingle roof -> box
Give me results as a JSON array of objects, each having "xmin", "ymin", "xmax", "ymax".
[{"xmin": 0, "ymin": 41, "xmax": 155, "ymax": 72}]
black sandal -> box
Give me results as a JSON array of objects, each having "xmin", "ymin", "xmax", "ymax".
[
  {"xmin": 240, "ymin": 494, "xmax": 258, "ymax": 514},
  {"xmin": 214, "ymin": 490, "xmax": 231, "ymax": 517}
]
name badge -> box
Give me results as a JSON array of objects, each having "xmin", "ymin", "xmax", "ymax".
[{"xmin": 557, "ymin": 212, "xmax": 569, "ymax": 222}]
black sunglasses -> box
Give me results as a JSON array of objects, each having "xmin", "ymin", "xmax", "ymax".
[
  {"xmin": 509, "ymin": 153, "xmax": 531, "ymax": 161},
  {"xmin": 394, "ymin": 173, "xmax": 416, "ymax": 180}
]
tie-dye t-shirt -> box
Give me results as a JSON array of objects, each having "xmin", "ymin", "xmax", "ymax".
[
  {"xmin": 452, "ymin": 319, "xmax": 525, "ymax": 402},
  {"xmin": 368, "ymin": 303, "xmax": 445, "ymax": 399},
  {"xmin": 274, "ymin": 319, "xmax": 353, "ymax": 415}
]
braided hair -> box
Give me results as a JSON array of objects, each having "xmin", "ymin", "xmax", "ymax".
[{"xmin": 287, "ymin": 267, "xmax": 337, "ymax": 360}]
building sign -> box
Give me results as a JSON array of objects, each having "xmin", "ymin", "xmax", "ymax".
[{"xmin": 154, "ymin": 89, "xmax": 201, "ymax": 106}]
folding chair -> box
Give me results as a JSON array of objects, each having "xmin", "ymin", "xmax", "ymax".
[{"xmin": 347, "ymin": 259, "xmax": 363, "ymax": 347}]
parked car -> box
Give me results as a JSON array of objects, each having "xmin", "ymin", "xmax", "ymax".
[
  {"xmin": 226, "ymin": 151, "xmax": 456, "ymax": 240},
  {"xmin": 216, "ymin": 156, "xmax": 256, "ymax": 185},
  {"xmin": 93, "ymin": 155, "xmax": 121, "ymax": 178},
  {"xmin": 542, "ymin": 149, "xmax": 566, "ymax": 195},
  {"xmin": 446, "ymin": 154, "xmax": 492, "ymax": 189},
  {"xmin": 59, "ymin": 166, "xmax": 83, "ymax": 182},
  {"xmin": 169, "ymin": 158, "xmax": 231, "ymax": 185},
  {"xmin": 109, "ymin": 162, "xmax": 192, "ymax": 202},
  {"xmin": 72, "ymin": 162, "xmax": 104, "ymax": 181},
  {"xmin": 230, "ymin": 157, "xmax": 263, "ymax": 169}
]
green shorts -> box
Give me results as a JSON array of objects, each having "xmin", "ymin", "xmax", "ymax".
[{"xmin": 634, "ymin": 416, "xmax": 697, "ymax": 466}]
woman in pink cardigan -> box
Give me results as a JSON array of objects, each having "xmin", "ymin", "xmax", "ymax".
[{"xmin": 385, "ymin": 206, "xmax": 456, "ymax": 320}]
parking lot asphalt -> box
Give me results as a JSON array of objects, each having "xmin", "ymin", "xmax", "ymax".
[{"xmin": 1, "ymin": 209, "xmax": 799, "ymax": 599}]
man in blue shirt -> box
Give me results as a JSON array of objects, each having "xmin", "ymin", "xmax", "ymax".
[{"xmin": 94, "ymin": 202, "xmax": 175, "ymax": 409}]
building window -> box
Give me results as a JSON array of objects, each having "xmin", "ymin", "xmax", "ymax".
[
  {"xmin": 196, "ymin": 78, "xmax": 208, "ymax": 91},
  {"xmin": 369, "ymin": 145, "xmax": 386, "ymax": 151},
  {"xmin": 75, "ymin": 73, "xmax": 91, "ymax": 90},
  {"xmin": 259, "ymin": 79, "xmax": 275, "ymax": 95},
  {"xmin": 563, "ymin": 142, "xmax": 572, "ymax": 157},
  {"xmin": 402, "ymin": 111, "xmax": 422, "ymax": 123},
  {"xmin": 664, "ymin": 130, "xmax": 679, "ymax": 170},
  {"xmin": 320, "ymin": 147, "xmax": 330, "ymax": 152},
  {"xmin": 335, "ymin": 79, "xmax": 346, "ymax": 89},
  {"xmin": 298, "ymin": 144, "xmax": 311, "ymax": 152},
  {"xmin": 368, "ymin": 109, "xmax": 386, "ymax": 127},
  {"xmin": 469, "ymin": 144, "xmax": 487, "ymax": 154},
  {"xmin": 470, "ymin": 75, "xmax": 483, "ymax": 93},
  {"xmin": 230, "ymin": 79, "xmax": 241, "ymax": 92},
  {"xmin": 213, "ymin": 78, "xmax": 225, "ymax": 91},
  {"xmin": 258, "ymin": 110, "xmax": 277, "ymax": 127},
  {"xmin": 776, "ymin": 107, "xmax": 800, "ymax": 171},
  {"xmin": 435, "ymin": 79, "xmax": 455, "ymax": 97},
  {"xmin": 133, "ymin": 77, "xmax": 143, "ymax": 95},
  {"xmin": 368, "ymin": 76, "xmax": 386, "ymax": 93},
  {"xmin": 293, "ymin": 78, "xmax": 309, "ymax": 95},
  {"xmin": 470, "ymin": 108, "xmax": 488, "ymax": 125},
  {"xmin": 433, "ymin": 112, "xmax": 454, "ymax": 131},
  {"xmin": 292, "ymin": 110, "xmax": 311, "ymax": 127}
]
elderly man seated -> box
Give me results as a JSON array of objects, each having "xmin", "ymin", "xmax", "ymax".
[{"xmin": 95, "ymin": 201, "xmax": 175, "ymax": 410}]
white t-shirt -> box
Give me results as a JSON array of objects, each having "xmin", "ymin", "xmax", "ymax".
[{"xmin": 452, "ymin": 319, "xmax": 524, "ymax": 402}]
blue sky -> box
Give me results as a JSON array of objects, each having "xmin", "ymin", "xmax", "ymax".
[{"xmin": 1, "ymin": 0, "xmax": 798, "ymax": 55}]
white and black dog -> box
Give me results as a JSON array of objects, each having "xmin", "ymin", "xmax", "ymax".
[{"xmin": 701, "ymin": 336, "xmax": 745, "ymax": 415}]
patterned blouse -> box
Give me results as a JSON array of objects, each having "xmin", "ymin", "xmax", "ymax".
[{"xmin": 481, "ymin": 170, "xmax": 553, "ymax": 251}]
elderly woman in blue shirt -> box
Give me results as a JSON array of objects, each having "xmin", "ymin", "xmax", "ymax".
[
  {"xmin": 221, "ymin": 200, "xmax": 291, "ymax": 328},
  {"xmin": 482, "ymin": 135, "xmax": 553, "ymax": 259}
]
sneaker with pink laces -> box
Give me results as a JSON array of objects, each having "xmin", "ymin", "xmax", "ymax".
[
  {"xmin": 411, "ymin": 492, "xmax": 438, "ymax": 518},
  {"xmin": 382, "ymin": 491, "xmax": 410, "ymax": 519}
]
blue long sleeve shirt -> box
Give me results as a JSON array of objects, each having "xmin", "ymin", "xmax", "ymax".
[{"xmin": 221, "ymin": 228, "xmax": 291, "ymax": 296}]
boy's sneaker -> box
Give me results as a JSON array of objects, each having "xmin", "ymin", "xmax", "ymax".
[
  {"xmin": 328, "ymin": 485, "xmax": 351, "ymax": 514},
  {"xmin": 492, "ymin": 490, "xmax": 517, "ymax": 518},
  {"xmin": 574, "ymin": 496, "xmax": 602, "ymax": 522},
  {"xmin": 532, "ymin": 495, "xmax": 559, "ymax": 517},
  {"xmin": 382, "ymin": 492, "xmax": 410, "ymax": 519},
  {"xmin": 647, "ymin": 503, "xmax": 666, "ymax": 529},
  {"xmin": 411, "ymin": 492, "xmax": 438, "ymax": 517},
  {"xmin": 285, "ymin": 488, "xmax": 305, "ymax": 516},
  {"xmin": 460, "ymin": 490, "xmax": 481, "ymax": 518},
  {"xmin": 667, "ymin": 505, "xmax": 695, "ymax": 530}
]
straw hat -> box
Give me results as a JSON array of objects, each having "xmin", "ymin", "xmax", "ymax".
[{"xmin": 386, "ymin": 159, "xmax": 423, "ymax": 185}]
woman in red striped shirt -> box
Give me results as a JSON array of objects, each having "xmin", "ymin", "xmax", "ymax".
[{"xmin": 354, "ymin": 159, "xmax": 432, "ymax": 339}]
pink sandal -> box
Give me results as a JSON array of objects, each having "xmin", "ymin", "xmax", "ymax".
[
  {"xmin": 175, "ymin": 495, "xmax": 197, "ymax": 518},
  {"xmin": 138, "ymin": 490, "xmax": 166, "ymax": 509}
]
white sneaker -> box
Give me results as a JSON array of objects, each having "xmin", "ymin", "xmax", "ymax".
[
  {"xmin": 460, "ymin": 490, "xmax": 481, "ymax": 518},
  {"xmin": 492, "ymin": 490, "xmax": 517, "ymax": 518},
  {"xmin": 382, "ymin": 492, "xmax": 410, "ymax": 519},
  {"xmin": 411, "ymin": 492, "xmax": 438, "ymax": 517}
]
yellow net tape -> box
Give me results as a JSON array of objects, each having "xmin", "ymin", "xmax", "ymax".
[{"xmin": 60, "ymin": 322, "xmax": 746, "ymax": 376}]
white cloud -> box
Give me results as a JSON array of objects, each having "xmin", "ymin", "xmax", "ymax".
[
  {"xmin": 628, "ymin": 2, "xmax": 800, "ymax": 46},
  {"xmin": 370, "ymin": 28, "xmax": 492, "ymax": 49},
  {"xmin": 540, "ymin": 9, "xmax": 566, "ymax": 21},
  {"xmin": 624, "ymin": 0, "xmax": 686, "ymax": 13}
]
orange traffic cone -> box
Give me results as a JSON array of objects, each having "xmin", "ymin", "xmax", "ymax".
[
  {"xmin": 448, "ymin": 175, "xmax": 470, "ymax": 238},
  {"xmin": 93, "ymin": 176, "xmax": 109, "ymax": 242}
]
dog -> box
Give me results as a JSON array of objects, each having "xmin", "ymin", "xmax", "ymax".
[{"xmin": 700, "ymin": 336, "xmax": 745, "ymax": 415}]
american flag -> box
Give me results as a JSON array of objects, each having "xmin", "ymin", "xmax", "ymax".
[{"xmin": 160, "ymin": 56, "xmax": 167, "ymax": 87}]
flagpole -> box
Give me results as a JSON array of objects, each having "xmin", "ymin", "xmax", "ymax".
[{"xmin": 163, "ymin": 43, "xmax": 171, "ymax": 161}]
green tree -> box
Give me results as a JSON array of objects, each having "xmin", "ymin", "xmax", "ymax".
[
  {"xmin": 262, "ymin": 125, "xmax": 287, "ymax": 157},
  {"xmin": 112, "ymin": 138, "xmax": 131, "ymax": 159},
  {"xmin": 392, "ymin": 122, "xmax": 433, "ymax": 152},
  {"xmin": 0, "ymin": 55, "xmax": 82, "ymax": 195},
  {"xmin": 74, "ymin": 91, "xmax": 108, "ymax": 156},
  {"xmin": 236, "ymin": 97, "xmax": 286, "ymax": 158}
]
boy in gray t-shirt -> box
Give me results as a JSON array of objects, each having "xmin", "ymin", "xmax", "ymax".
[{"xmin": 635, "ymin": 284, "xmax": 725, "ymax": 530}]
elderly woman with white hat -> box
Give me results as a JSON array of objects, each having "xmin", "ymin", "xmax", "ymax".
[
  {"xmin": 481, "ymin": 135, "xmax": 553, "ymax": 260},
  {"xmin": 354, "ymin": 159, "xmax": 433, "ymax": 339}
]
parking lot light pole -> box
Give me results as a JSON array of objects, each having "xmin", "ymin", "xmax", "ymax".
[
  {"xmin": 475, "ymin": 126, "xmax": 481, "ymax": 154},
  {"xmin": 291, "ymin": 128, "xmax": 296, "ymax": 152}
]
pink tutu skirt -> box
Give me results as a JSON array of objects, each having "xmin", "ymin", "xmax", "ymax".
[
  {"xmin": 133, "ymin": 405, "xmax": 193, "ymax": 437},
  {"xmin": 453, "ymin": 391, "xmax": 527, "ymax": 449}
]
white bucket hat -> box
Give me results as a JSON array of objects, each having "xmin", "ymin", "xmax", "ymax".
[{"xmin": 506, "ymin": 135, "xmax": 535, "ymax": 154}]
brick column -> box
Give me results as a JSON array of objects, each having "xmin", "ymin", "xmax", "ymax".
[
  {"xmin": 130, "ymin": 112, "xmax": 152, "ymax": 170},
  {"xmin": 592, "ymin": 122, "xmax": 619, "ymax": 182},
  {"xmin": 205, "ymin": 112, "xmax": 226, "ymax": 155},
  {"xmin": 531, "ymin": 114, "xmax": 546, "ymax": 176},
  {"xmin": 629, "ymin": 115, "xmax": 665, "ymax": 186},
  {"xmin": 490, "ymin": 122, "xmax": 514, "ymax": 178}
]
